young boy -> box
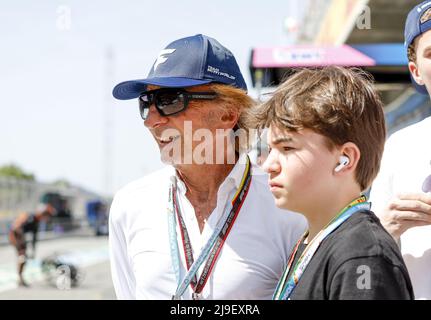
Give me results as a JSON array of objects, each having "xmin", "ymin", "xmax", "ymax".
[
  {"xmin": 369, "ymin": 1, "xmax": 431, "ymax": 299},
  {"xmin": 247, "ymin": 66, "xmax": 414, "ymax": 299}
]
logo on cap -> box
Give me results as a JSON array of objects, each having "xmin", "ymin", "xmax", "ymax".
[{"xmin": 154, "ymin": 49, "xmax": 176, "ymax": 71}]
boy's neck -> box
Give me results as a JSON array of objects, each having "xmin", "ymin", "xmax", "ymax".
[{"xmin": 304, "ymin": 189, "xmax": 363, "ymax": 243}]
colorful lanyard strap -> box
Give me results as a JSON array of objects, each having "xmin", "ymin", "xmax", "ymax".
[
  {"xmin": 273, "ymin": 195, "xmax": 371, "ymax": 300},
  {"xmin": 168, "ymin": 156, "xmax": 252, "ymax": 300}
]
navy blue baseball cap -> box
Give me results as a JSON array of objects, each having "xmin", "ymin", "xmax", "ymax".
[
  {"xmin": 113, "ymin": 34, "xmax": 247, "ymax": 100},
  {"xmin": 405, "ymin": 0, "xmax": 431, "ymax": 94}
]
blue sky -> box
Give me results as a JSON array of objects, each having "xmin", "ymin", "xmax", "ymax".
[{"xmin": 0, "ymin": 0, "xmax": 307, "ymax": 196}]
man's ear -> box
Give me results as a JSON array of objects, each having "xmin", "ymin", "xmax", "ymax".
[
  {"xmin": 220, "ymin": 108, "xmax": 240, "ymax": 130},
  {"xmin": 409, "ymin": 61, "xmax": 425, "ymax": 85}
]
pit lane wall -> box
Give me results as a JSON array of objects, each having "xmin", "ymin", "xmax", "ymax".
[{"xmin": 0, "ymin": 176, "xmax": 108, "ymax": 236}]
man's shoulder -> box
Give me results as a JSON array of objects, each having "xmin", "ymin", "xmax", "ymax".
[
  {"xmin": 113, "ymin": 167, "xmax": 172, "ymax": 203},
  {"xmin": 119, "ymin": 167, "xmax": 172, "ymax": 191},
  {"xmin": 250, "ymin": 165, "xmax": 269, "ymax": 186},
  {"xmin": 109, "ymin": 167, "xmax": 173, "ymax": 223},
  {"xmin": 387, "ymin": 116, "xmax": 431, "ymax": 147}
]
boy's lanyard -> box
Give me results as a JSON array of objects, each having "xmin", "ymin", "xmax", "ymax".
[
  {"xmin": 273, "ymin": 195, "xmax": 371, "ymax": 300},
  {"xmin": 168, "ymin": 156, "xmax": 252, "ymax": 300}
]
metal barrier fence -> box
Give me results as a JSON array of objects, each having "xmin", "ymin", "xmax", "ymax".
[
  {"xmin": 0, "ymin": 177, "xmax": 41, "ymax": 217},
  {"xmin": 0, "ymin": 216, "xmax": 99, "ymax": 246},
  {"xmin": 0, "ymin": 177, "xmax": 109, "ymax": 236}
]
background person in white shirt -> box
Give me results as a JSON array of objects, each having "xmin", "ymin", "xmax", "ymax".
[
  {"xmin": 109, "ymin": 34, "xmax": 307, "ymax": 300},
  {"xmin": 369, "ymin": 1, "xmax": 431, "ymax": 299}
]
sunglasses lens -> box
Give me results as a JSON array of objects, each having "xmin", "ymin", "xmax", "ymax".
[
  {"xmin": 156, "ymin": 91, "xmax": 185, "ymax": 115},
  {"xmin": 139, "ymin": 96, "xmax": 151, "ymax": 120},
  {"xmin": 138, "ymin": 89, "xmax": 192, "ymax": 119}
]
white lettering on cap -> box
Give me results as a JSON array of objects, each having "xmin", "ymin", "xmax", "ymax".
[
  {"xmin": 207, "ymin": 65, "xmax": 235, "ymax": 80},
  {"xmin": 153, "ymin": 49, "xmax": 176, "ymax": 71}
]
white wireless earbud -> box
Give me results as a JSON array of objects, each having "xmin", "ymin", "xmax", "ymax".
[{"xmin": 334, "ymin": 155, "xmax": 350, "ymax": 172}]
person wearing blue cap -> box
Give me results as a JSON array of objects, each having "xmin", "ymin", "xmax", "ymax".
[
  {"xmin": 369, "ymin": 1, "xmax": 431, "ymax": 299},
  {"xmin": 108, "ymin": 34, "xmax": 307, "ymax": 300}
]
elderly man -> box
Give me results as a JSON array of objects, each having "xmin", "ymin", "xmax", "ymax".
[{"xmin": 109, "ymin": 34, "xmax": 306, "ymax": 300}]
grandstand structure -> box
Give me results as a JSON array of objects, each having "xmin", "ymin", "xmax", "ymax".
[{"xmin": 249, "ymin": 0, "xmax": 431, "ymax": 134}]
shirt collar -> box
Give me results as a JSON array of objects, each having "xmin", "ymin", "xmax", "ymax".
[
  {"xmin": 227, "ymin": 153, "xmax": 249, "ymax": 189},
  {"xmin": 173, "ymin": 153, "xmax": 249, "ymax": 195}
]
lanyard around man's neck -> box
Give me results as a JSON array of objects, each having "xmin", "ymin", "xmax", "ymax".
[
  {"xmin": 168, "ymin": 156, "xmax": 252, "ymax": 300},
  {"xmin": 273, "ymin": 195, "xmax": 371, "ymax": 300}
]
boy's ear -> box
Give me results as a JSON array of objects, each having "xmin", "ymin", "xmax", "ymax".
[
  {"xmin": 336, "ymin": 143, "xmax": 361, "ymax": 174},
  {"xmin": 409, "ymin": 61, "xmax": 425, "ymax": 85}
]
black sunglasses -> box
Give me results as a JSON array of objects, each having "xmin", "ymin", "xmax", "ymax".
[{"xmin": 138, "ymin": 88, "xmax": 218, "ymax": 120}]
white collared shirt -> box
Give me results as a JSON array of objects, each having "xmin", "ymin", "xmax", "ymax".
[
  {"xmin": 109, "ymin": 154, "xmax": 307, "ymax": 300},
  {"xmin": 369, "ymin": 116, "xmax": 431, "ymax": 299}
]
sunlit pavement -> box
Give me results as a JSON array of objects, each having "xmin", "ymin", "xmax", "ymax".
[{"xmin": 0, "ymin": 235, "xmax": 116, "ymax": 300}]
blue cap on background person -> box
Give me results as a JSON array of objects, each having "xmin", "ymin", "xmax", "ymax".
[
  {"xmin": 404, "ymin": 0, "xmax": 431, "ymax": 94},
  {"xmin": 113, "ymin": 34, "xmax": 247, "ymax": 100}
]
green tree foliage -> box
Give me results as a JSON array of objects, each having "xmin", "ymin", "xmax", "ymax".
[{"xmin": 0, "ymin": 164, "xmax": 35, "ymax": 181}]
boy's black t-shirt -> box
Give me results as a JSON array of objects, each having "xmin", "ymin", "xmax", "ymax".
[{"xmin": 284, "ymin": 210, "xmax": 414, "ymax": 300}]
